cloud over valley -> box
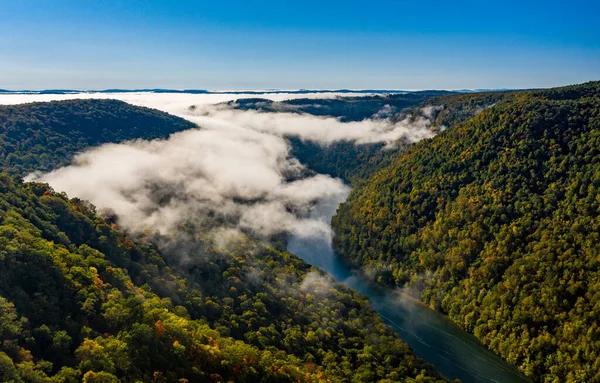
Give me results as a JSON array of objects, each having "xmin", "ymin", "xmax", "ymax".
[{"xmin": 11, "ymin": 92, "xmax": 438, "ymax": 242}]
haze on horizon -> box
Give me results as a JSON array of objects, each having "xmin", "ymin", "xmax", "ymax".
[{"xmin": 1, "ymin": 0, "xmax": 598, "ymax": 91}]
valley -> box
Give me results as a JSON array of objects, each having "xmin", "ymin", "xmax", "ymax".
[
  {"xmin": 0, "ymin": 82, "xmax": 598, "ymax": 382},
  {"xmin": 3, "ymin": 3, "xmax": 598, "ymax": 382}
]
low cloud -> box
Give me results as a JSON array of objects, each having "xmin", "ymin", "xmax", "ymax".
[
  {"xmin": 186, "ymin": 104, "xmax": 435, "ymax": 146},
  {"xmin": 300, "ymin": 271, "xmax": 334, "ymax": 297},
  {"xmin": 0, "ymin": 92, "xmax": 438, "ymax": 147},
  {"xmin": 0, "ymin": 91, "xmax": 371, "ymax": 108},
  {"xmin": 420, "ymin": 105, "xmax": 443, "ymax": 119},
  {"xmin": 371, "ymin": 104, "xmax": 397, "ymax": 119},
  {"xmin": 18, "ymin": 92, "xmax": 439, "ymax": 244},
  {"xmin": 28, "ymin": 125, "xmax": 349, "ymax": 239}
]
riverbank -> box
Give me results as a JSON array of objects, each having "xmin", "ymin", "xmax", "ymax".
[{"xmin": 287, "ymin": 193, "xmax": 531, "ymax": 383}]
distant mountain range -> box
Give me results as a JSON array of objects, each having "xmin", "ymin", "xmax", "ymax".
[{"xmin": 0, "ymin": 88, "xmax": 513, "ymax": 95}]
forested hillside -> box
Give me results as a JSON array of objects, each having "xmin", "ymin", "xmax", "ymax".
[
  {"xmin": 332, "ymin": 81, "xmax": 600, "ymax": 382},
  {"xmin": 410, "ymin": 91, "xmax": 517, "ymax": 130},
  {"xmin": 0, "ymin": 99, "xmax": 195, "ymax": 175},
  {"xmin": 0, "ymin": 99, "xmax": 446, "ymax": 382}
]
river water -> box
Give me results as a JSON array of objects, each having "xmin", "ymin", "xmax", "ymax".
[{"xmin": 287, "ymin": 195, "xmax": 531, "ymax": 383}]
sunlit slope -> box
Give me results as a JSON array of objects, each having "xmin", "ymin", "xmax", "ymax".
[{"xmin": 332, "ymin": 81, "xmax": 600, "ymax": 381}]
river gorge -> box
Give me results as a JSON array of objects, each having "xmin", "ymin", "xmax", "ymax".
[{"xmin": 288, "ymin": 194, "xmax": 531, "ymax": 383}]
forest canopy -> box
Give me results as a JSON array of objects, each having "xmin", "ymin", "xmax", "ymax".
[
  {"xmin": 0, "ymin": 99, "xmax": 196, "ymax": 175},
  {"xmin": 332, "ymin": 81, "xmax": 600, "ymax": 382}
]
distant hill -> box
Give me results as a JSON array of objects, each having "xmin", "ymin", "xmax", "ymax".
[
  {"xmin": 0, "ymin": 89, "xmax": 428, "ymax": 95},
  {"xmin": 230, "ymin": 91, "xmax": 454, "ymax": 122},
  {"xmin": 0, "ymin": 99, "xmax": 196, "ymax": 175},
  {"xmin": 332, "ymin": 81, "xmax": 600, "ymax": 382}
]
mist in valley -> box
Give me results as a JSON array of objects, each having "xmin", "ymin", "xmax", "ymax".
[{"xmin": 20, "ymin": 92, "xmax": 438, "ymax": 244}]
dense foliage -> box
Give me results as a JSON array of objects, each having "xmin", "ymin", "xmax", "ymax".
[
  {"xmin": 287, "ymin": 139, "xmax": 391, "ymax": 184},
  {"xmin": 0, "ymin": 174, "xmax": 445, "ymax": 382},
  {"xmin": 0, "ymin": 99, "xmax": 195, "ymax": 175},
  {"xmin": 333, "ymin": 81, "xmax": 600, "ymax": 382},
  {"xmin": 0, "ymin": 100, "xmax": 446, "ymax": 382}
]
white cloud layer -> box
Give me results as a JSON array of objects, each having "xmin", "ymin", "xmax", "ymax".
[
  {"xmin": 0, "ymin": 91, "xmax": 371, "ymax": 107},
  {"xmin": 27, "ymin": 123, "xmax": 349, "ymax": 238},
  {"xmin": 10, "ymin": 92, "xmax": 437, "ymax": 240},
  {"xmin": 186, "ymin": 104, "xmax": 435, "ymax": 145}
]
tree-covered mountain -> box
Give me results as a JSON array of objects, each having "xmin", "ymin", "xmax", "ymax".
[
  {"xmin": 332, "ymin": 81, "xmax": 600, "ymax": 382},
  {"xmin": 0, "ymin": 99, "xmax": 196, "ymax": 176},
  {"xmin": 0, "ymin": 99, "xmax": 446, "ymax": 382}
]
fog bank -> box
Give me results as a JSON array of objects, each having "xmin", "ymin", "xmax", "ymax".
[{"xmin": 17, "ymin": 92, "xmax": 438, "ymax": 241}]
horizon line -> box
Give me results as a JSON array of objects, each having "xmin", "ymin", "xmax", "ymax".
[{"xmin": 0, "ymin": 87, "xmax": 521, "ymax": 95}]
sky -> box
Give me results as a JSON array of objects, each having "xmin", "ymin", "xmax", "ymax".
[{"xmin": 0, "ymin": 0, "xmax": 599, "ymax": 90}]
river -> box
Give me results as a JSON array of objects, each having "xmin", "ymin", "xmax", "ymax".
[{"xmin": 287, "ymin": 195, "xmax": 531, "ymax": 383}]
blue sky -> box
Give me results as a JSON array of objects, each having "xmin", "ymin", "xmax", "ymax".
[{"xmin": 1, "ymin": 0, "xmax": 598, "ymax": 90}]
